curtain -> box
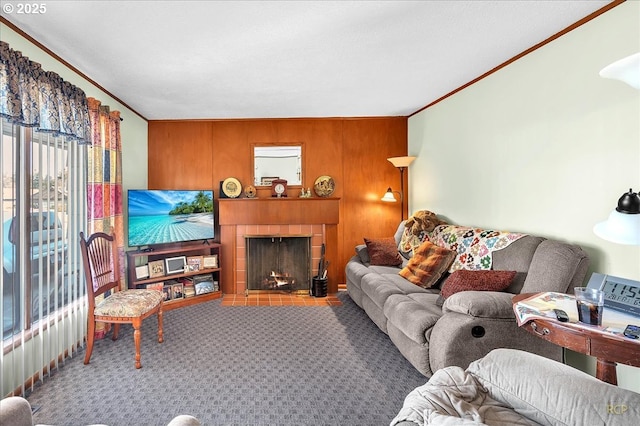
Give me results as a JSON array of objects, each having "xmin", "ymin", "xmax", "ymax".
[
  {"xmin": 0, "ymin": 41, "xmax": 88, "ymax": 397},
  {"xmin": 86, "ymin": 98, "xmax": 124, "ymax": 339},
  {"xmin": 0, "ymin": 41, "xmax": 91, "ymax": 142}
]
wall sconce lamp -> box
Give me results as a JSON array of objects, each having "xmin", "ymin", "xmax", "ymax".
[
  {"xmin": 594, "ymin": 189, "xmax": 640, "ymax": 246},
  {"xmin": 599, "ymin": 52, "xmax": 640, "ymax": 89},
  {"xmin": 382, "ymin": 156, "xmax": 416, "ymax": 222},
  {"xmin": 382, "ymin": 188, "xmax": 401, "ymax": 201}
]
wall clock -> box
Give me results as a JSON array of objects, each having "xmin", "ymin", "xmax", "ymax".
[
  {"xmin": 271, "ymin": 179, "xmax": 288, "ymax": 198},
  {"xmin": 586, "ymin": 272, "xmax": 640, "ymax": 317}
]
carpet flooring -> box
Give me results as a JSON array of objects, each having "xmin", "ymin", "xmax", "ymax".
[{"xmin": 25, "ymin": 291, "xmax": 427, "ymax": 425}]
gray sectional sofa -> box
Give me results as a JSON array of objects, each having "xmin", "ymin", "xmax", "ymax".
[{"xmin": 345, "ymin": 222, "xmax": 590, "ymax": 377}]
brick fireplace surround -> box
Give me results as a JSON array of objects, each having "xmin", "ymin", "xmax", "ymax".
[{"xmin": 218, "ymin": 198, "xmax": 340, "ymax": 295}]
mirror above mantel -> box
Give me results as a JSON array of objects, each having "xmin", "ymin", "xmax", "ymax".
[{"xmin": 252, "ymin": 143, "xmax": 303, "ymax": 187}]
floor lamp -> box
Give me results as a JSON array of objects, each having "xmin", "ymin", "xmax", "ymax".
[{"xmin": 382, "ymin": 156, "xmax": 416, "ymax": 222}]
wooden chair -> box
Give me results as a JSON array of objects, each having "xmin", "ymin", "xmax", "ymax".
[{"xmin": 79, "ymin": 230, "xmax": 164, "ymax": 368}]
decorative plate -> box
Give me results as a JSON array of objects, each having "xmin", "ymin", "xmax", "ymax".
[
  {"xmin": 314, "ymin": 175, "xmax": 335, "ymax": 197},
  {"xmin": 222, "ymin": 177, "xmax": 242, "ymax": 198},
  {"xmin": 244, "ymin": 185, "xmax": 257, "ymax": 198}
]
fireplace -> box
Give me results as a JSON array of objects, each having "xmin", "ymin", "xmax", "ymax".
[
  {"xmin": 218, "ymin": 198, "xmax": 340, "ymax": 295},
  {"xmin": 245, "ymin": 235, "xmax": 312, "ymax": 294}
]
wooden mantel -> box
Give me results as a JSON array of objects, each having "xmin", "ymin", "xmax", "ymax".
[
  {"xmin": 218, "ymin": 198, "xmax": 340, "ymax": 294},
  {"xmin": 219, "ymin": 197, "xmax": 339, "ymax": 225}
]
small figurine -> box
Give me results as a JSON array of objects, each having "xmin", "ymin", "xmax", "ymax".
[{"xmin": 299, "ymin": 188, "xmax": 312, "ymax": 198}]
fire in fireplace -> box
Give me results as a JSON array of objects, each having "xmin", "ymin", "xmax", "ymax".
[{"xmin": 245, "ymin": 235, "xmax": 312, "ymax": 294}]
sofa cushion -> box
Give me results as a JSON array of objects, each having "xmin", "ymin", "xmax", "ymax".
[
  {"xmin": 440, "ymin": 270, "xmax": 517, "ymax": 299},
  {"xmin": 364, "ymin": 237, "xmax": 403, "ymax": 266},
  {"xmin": 492, "ymin": 236, "xmax": 545, "ymax": 293},
  {"xmin": 354, "ymin": 244, "xmax": 370, "ymax": 264},
  {"xmin": 345, "ymin": 255, "xmax": 375, "ymax": 290},
  {"xmin": 360, "ymin": 273, "xmax": 405, "ymax": 310},
  {"xmin": 521, "ymin": 240, "xmax": 589, "ymax": 294},
  {"xmin": 399, "ymin": 241, "xmax": 455, "ymax": 288},
  {"xmin": 384, "ymin": 293, "xmax": 442, "ymax": 344}
]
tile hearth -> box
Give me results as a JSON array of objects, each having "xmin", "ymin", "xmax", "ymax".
[{"xmin": 221, "ymin": 292, "xmax": 341, "ymax": 306}]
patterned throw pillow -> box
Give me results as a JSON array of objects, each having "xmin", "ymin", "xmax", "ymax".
[
  {"xmin": 399, "ymin": 241, "xmax": 456, "ymax": 288},
  {"xmin": 440, "ymin": 270, "xmax": 517, "ymax": 299},
  {"xmin": 364, "ymin": 237, "xmax": 403, "ymax": 266}
]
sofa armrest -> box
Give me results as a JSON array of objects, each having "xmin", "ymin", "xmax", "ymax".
[
  {"xmin": 469, "ymin": 349, "xmax": 640, "ymax": 425},
  {"xmin": 430, "ymin": 292, "xmax": 562, "ymax": 372},
  {"xmin": 0, "ymin": 397, "xmax": 33, "ymax": 426},
  {"xmin": 442, "ymin": 291, "xmax": 515, "ymax": 319}
]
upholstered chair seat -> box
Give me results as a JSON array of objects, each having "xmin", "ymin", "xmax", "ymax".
[{"xmin": 94, "ymin": 289, "xmax": 164, "ymax": 317}]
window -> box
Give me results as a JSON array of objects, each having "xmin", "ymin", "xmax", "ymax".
[{"xmin": 1, "ymin": 117, "xmax": 87, "ymax": 340}]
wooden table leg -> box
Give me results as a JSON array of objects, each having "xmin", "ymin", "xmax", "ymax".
[{"xmin": 596, "ymin": 358, "xmax": 617, "ymax": 385}]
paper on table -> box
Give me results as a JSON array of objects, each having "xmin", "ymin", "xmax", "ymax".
[
  {"xmin": 514, "ymin": 292, "xmax": 577, "ymax": 325},
  {"xmin": 514, "ymin": 292, "xmax": 637, "ymax": 339}
]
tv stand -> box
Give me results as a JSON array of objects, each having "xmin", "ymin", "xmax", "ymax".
[{"xmin": 126, "ymin": 243, "xmax": 222, "ymax": 311}]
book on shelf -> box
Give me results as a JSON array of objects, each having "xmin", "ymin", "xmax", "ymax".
[
  {"xmin": 193, "ymin": 273, "xmax": 215, "ymax": 295},
  {"xmin": 145, "ymin": 282, "xmax": 163, "ymax": 292},
  {"xmin": 184, "ymin": 285, "xmax": 196, "ymax": 298}
]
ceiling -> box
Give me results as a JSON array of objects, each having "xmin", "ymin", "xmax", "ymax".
[{"xmin": 1, "ymin": 1, "xmax": 613, "ymax": 120}]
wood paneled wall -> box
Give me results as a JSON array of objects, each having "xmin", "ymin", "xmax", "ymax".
[{"xmin": 148, "ymin": 117, "xmax": 408, "ymax": 286}]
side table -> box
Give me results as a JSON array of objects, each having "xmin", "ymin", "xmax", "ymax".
[{"xmin": 513, "ymin": 293, "xmax": 640, "ymax": 385}]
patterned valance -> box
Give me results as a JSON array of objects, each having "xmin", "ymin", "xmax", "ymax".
[{"xmin": 0, "ymin": 41, "xmax": 91, "ymax": 143}]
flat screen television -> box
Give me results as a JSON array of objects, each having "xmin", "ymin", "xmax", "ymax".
[{"xmin": 127, "ymin": 190, "xmax": 214, "ymax": 248}]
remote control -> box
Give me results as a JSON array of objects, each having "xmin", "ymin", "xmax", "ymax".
[
  {"xmin": 553, "ymin": 309, "xmax": 569, "ymax": 322},
  {"xmin": 623, "ymin": 325, "xmax": 640, "ymax": 339}
]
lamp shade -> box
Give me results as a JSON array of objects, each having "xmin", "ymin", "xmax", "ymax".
[
  {"xmin": 387, "ymin": 156, "xmax": 416, "ymax": 168},
  {"xmin": 381, "ymin": 188, "xmax": 397, "ymax": 202},
  {"xmin": 594, "ymin": 211, "xmax": 640, "ymax": 245},
  {"xmin": 599, "ymin": 52, "xmax": 640, "ymax": 90},
  {"xmin": 594, "ymin": 189, "xmax": 640, "ymax": 245}
]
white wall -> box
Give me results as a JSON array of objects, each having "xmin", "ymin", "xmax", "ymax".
[{"xmin": 408, "ymin": 2, "xmax": 640, "ymax": 392}]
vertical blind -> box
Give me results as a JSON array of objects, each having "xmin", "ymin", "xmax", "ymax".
[
  {"xmin": 0, "ymin": 117, "xmax": 87, "ymax": 397},
  {"xmin": 1, "ymin": 40, "xmax": 91, "ymax": 398}
]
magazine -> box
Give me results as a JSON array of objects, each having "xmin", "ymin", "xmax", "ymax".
[{"xmin": 514, "ymin": 292, "xmax": 636, "ymax": 339}]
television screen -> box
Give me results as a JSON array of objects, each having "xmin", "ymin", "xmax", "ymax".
[{"xmin": 127, "ymin": 190, "xmax": 214, "ymax": 247}]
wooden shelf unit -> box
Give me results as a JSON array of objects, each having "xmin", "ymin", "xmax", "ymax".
[{"xmin": 126, "ymin": 243, "xmax": 222, "ymax": 311}]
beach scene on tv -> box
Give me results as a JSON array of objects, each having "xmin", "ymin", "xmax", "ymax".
[{"xmin": 128, "ymin": 190, "xmax": 214, "ymax": 247}]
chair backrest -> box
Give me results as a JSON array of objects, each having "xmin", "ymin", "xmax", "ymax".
[{"xmin": 79, "ymin": 230, "xmax": 121, "ymax": 307}]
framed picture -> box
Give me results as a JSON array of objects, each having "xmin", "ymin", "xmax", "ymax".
[
  {"xmin": 148, "ymin": 260, "xmax": 165, "ymax": 278},
  {"xmin": 186, "ymin": 255, "xmax": 203, "ymax": 272},
  {"xmin": 260, "ymin": 176, "xmax": 279, "ymax": 186},
  {"xmin": 162, "ymin": 284, "xmax": 172, "ymax": 301},
  {"xmin": 171, "ymin": 283, "xmax": 184, "ymax": 299},
  {"xmin": 135, "ymin": 264, "xmax": 149, "ymax": 280},
  {"xmin": 165, "ymin": 256, "xmax": 187, "ymax": 274},
  {"xmin": 203, "ymin": 254, "xmax": 218, "ymax": 269}
]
